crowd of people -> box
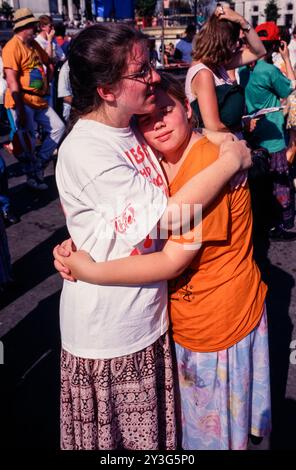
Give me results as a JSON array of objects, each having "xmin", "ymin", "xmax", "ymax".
[{"xmin": 1, "ymin": 2, "xmax": 296, "ymax": 450}]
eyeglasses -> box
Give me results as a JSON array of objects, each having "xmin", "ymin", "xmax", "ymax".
[{"xmin": 121, "ymin": 62, "xmax": 155, "ymax": 84}]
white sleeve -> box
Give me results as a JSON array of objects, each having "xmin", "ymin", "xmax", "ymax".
[
  {"xmin": 58, "ymin": 61, "xmax": 72, "ymax": 98},
  {"xmin": 80, "ymin": 161, "xmax": 167, "ymax": 246}
]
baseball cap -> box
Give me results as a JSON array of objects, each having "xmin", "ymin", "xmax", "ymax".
[{"xmin": 255, "ymin": 22, "xmax": 280, "ymax": 41}]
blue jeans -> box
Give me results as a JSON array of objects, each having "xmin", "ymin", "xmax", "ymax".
[{"xmin": 8, "ymin": 104, "xmax": 65, "ymax": 178}]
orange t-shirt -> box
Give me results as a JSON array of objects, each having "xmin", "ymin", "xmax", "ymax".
[
  {"xmin": 2, "ymin": 35, "xmax": 49, "ymax": 109},
  {"xmin": 168, "ymin": 137, "xmax": 267, "ymax": 352}
]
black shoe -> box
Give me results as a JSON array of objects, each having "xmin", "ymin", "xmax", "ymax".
[
  {"xmin": 2, "ymin": 209, "xmax": 20, "ymax": 226},
  {"xmin": 269, "ymin": 226, "xmax": 296, "ymax": 242}
]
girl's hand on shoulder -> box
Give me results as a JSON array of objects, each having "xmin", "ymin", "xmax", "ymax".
[
  {"xmin": 219, "ymin": 135, "xmax": 252, "ymax": 171},
  {"xmin": 230, "ymin": 170, "xmax": 248, "ymax": 189}
]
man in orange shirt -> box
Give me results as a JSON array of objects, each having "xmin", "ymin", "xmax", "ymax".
[{"xmin": 2, "ymin": 8, "xmax": 65, "ymax": 190}]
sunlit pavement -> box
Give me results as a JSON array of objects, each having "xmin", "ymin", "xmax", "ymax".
[{"xmin": 0, "ymin": 148, "xmax": 295, "ymax": 450}]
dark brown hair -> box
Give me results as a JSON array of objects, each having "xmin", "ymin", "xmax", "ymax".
[
  {"xmin": 192, "ymin": 14, "xmax": 240, "ymax": 67},
  {"xmin": 67, "ymin": 23, "xmax": 147, "ymax": 131},
  {"xmin": 38, "ymin": 15, "xmax": 53, "ymax": 27}
]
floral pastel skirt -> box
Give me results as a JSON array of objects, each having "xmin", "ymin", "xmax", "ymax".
[
  {"xmin": 60, "ymin": 332, "xmax": 176, "ymax": 450},
  {"xmin": 175, "ymin": 306, "xmax": 271, "ymax": 450}
]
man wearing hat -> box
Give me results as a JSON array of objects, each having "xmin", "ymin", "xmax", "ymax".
[
  {"xmin": 240, "ymin": 21, "xmax": 296, "ymax": 241},
  {"xmin": 2, "ymin": 8, "xmax": 65, "ymax": 190}
]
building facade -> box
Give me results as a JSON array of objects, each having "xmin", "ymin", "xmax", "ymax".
[
  {"xmin": 3, "ymin": 0, "xmax": 89, "ymax": 22},
  {"xmin": 231, "ymin": 1, "xmax": 295, "ymax": 28},
  {"xmin": 2, "ymin": 1, "xmax": 296, "ymax": 29}
]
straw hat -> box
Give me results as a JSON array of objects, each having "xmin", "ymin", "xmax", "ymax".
[{"xmin": 13, "ymin": 8, "xmax": 39, "ymax": 31}]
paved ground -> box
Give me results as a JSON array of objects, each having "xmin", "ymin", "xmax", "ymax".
[{"xmin": 0, "ymin": 148, "xmax": 295, "ymax": 450}]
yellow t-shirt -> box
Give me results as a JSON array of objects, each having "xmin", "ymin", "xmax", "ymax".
[
  {"xmin": 2, "ymin": 35, "xmax": 49, "ymax": 109},
  {"xmin": 168, "ymin": 137, "xmax": 267, "ymax": 352}
]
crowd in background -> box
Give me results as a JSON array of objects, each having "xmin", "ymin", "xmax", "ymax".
[{"xmin": 0, "ymin": 3, "xmax": 296, "ymax": 451}]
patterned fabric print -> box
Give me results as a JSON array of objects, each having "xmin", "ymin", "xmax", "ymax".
[
  {"xmin": 287, "ymin": 91, "xmax": 296, "ymax": 130},
  {"xmin": 29, "ymin": 66, "xmax": 45, "ymax": 91},
  {"xmin": 269, "ymin": 148, "xmax": 295, "ymax": 229},
  {"xmin": 0, "ymin": 215, "xmax": 11, "ymax": 286},
  {"xmin": 60, "ymin": 332, "xmax": 176, "ymax": 450},
  {"xmin": 175, "ymin": 307, "xmax": 271, "ymax": 450}
]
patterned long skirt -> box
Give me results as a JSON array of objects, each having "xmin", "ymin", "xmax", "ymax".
[
  {"xmin": 60, "ymin": 332, "xmax": 177, "ymax": 450},
  {"xmin": 175, "ymin": 306, "xmax": 271, "ymax": 450}
]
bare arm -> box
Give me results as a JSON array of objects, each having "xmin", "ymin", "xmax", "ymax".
[
  {"xmin": 4, "ymin": 68, "xmax": 26, "ymax": 127},
  {"xmin": 279, "ymin": 41, "xmax": 296, "ymax": 82},
  {"xmin": 55, "ymin": 237, "xmax": 199, "ymax": 285},
  {"xmin": 162, "ymin": 136, "xmax": 250, "ymax": 232},
  {"xmin": 216, "ymin": 5, "xmax": 266, "ymax": 69},
  {"xmin": 191, "ymin": 69, "xmax": 229, "ymax": 132}
]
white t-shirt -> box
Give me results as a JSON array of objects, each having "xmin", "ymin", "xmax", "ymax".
[
  {"xmin": 175, "ymin": 38, "xmax": 193, "ymax": 63},
  {"xmin": 58, "ymin": 60, "xmax": 71, "ymax": 98},
  {"xmin": 56, "ymin": 119, "xmax": 169, "ymax": 359},
  {"xmin": 35, "ymin": 34, "xmax": 66, "ymax": 63}
]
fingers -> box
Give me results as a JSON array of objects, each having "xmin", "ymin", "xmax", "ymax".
[
  {"xmin": 215, "ymin": 4, "xmax": 224, "ymax": 17},
  {"xmin": 56, "ymin": 242, "xmax": 71, "ymax": 257},
  {"xmin": 53, "ymin": 260, "xmax": 76, "ymax": 282},
  {"xmin": 53, "ymin": 258, "xmax": 70, "ymax": 274},
  {"xmin": 221, "ymin": 134, "xmax": 235, "ymax": 142}
]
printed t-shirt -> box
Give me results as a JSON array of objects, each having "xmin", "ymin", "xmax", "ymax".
[
  {"xmin": 56, "ymin": 119, "xmax": 168, "ymax": 359},
  {"xmin": 2, "ymin": 35, "xmax": 50, "ymax": 109},
  {"xmin": 168, "ymin": 137, "xmax": 267, "ymax": 352}
]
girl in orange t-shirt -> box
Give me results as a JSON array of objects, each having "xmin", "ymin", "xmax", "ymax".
[{"xmin": 54, "ymin": 74, "xmax": 271, "ymax": 450}]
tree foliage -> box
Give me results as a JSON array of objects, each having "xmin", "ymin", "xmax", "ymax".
[
  {"xmin": 135, "ymin": 0, "xmax": 157, "ymax": 18},
  {"xmin": 264, "ymin": 0, "xmax": 280, "ymax": 23},
  {"xmin": 0, "ymin": 1, "xmax": 14, "ymax": 20}
]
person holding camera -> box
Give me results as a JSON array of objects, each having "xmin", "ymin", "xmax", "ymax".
[{"xmin": 240, "ymin": 22, "xmax": 296, "ymax": 241}]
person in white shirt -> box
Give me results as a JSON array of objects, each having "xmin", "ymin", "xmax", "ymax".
[
  {"xmin": 54, "ymin": 23, "xmax": 251, "ymax": 450},
  {"xmin": 35, "ymin": 15, "xmax": 65, "ymax": 64},
  {"xmin": 35, "ymin": 15, "xmax": 65, "ymax": 108},
  {"xmin": 57, "ymin": 60, "xmax": 72, "ymax": 121},
  {"xmin": 288, "ymin": 26, "xmax": 296, "ymax": 69}
]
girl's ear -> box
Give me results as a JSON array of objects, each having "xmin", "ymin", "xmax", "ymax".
[
  {"xmin": 185, "ymin": 99, "xmax": 192, "ymax": 120},
  {"xmin": 96, "ymin": 86, "xmax": 116, "ymax": 103}
]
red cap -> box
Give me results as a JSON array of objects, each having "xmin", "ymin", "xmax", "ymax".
[{"xmin": 255, "ymin": 22, "xmax": 280, "ymax": 41}]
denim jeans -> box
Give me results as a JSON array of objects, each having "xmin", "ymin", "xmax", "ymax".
[{"xmin": 8, "ymin": 104, "xmax": 65, "ymax": 178}]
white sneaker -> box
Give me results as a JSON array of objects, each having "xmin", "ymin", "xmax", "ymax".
[{"xmin": 26, "ymin": 177, "xmax": 48, "ymax": 191}]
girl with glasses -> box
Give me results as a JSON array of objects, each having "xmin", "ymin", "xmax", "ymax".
[
  {"xmin": 54, "ymin": 23, "xmax": 251, "ymax": 450},
  {"xmin": 55, "ymin": 73, "xmax": 270, "ymax": 450}
]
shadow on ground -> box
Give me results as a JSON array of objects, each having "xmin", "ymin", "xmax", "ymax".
[
  {"xmin": 0, "ymin": 292, "xmax": 61, "ymax": 449},
  {"xmin": 254, "ymin": 234, "xmax": 296, "ymax": 450},
  {"xmin": 0, "ymin": 226, "xmax": 68, "ymax": 311}
]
